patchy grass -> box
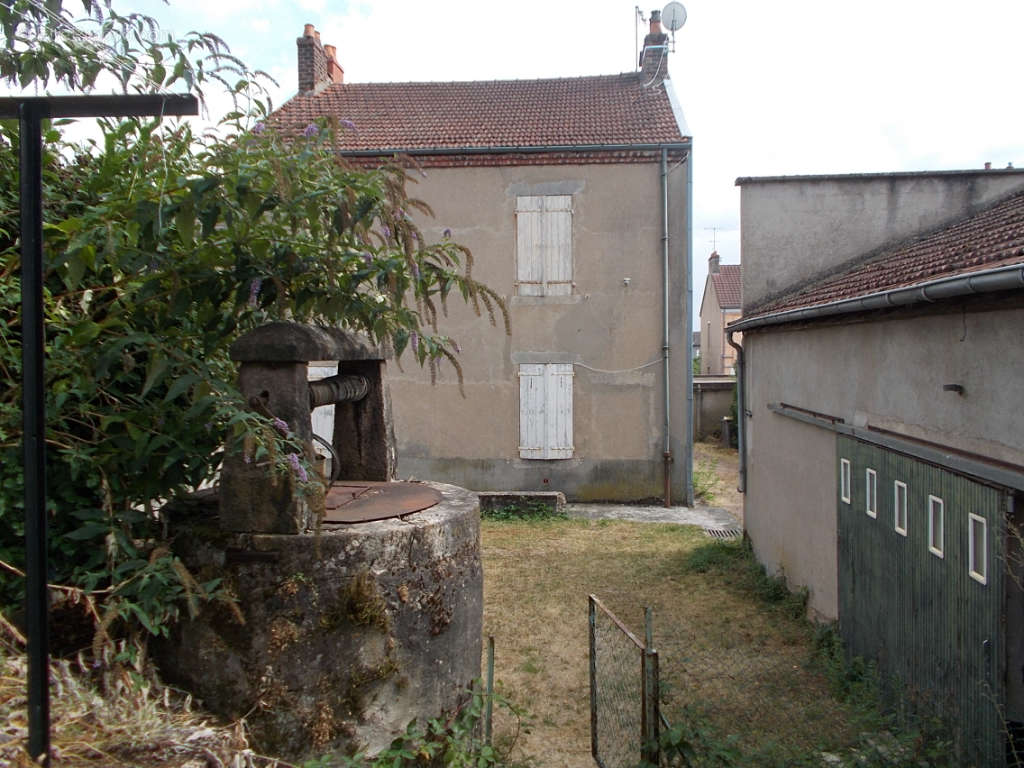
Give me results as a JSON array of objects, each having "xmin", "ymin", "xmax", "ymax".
[{"xmin": 481, "ymin": 520, "xmax": 868, "ymax": 766}]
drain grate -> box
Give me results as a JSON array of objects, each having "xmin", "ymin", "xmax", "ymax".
[{"xmin": 703, "ymin": 527, "xmax": 742, "ymax": 540}]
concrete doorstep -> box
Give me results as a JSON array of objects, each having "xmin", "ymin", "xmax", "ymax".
[{"xmin": 564, "ymin": 503, "xmax": 739, "ymax": 529}]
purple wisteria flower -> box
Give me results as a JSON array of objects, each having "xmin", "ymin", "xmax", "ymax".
[
  {"xmin": 362, "ymin": 251, "xmax": 373, "ymax": 266},
  {"xmin": 381, "ymin": 225, "xmax": 391, "ymax": 238},
  {"xmin": 287, "ymin": 452, "xmax": 309, "ymax": 483},
  {"xmin": 272, "ymin": 417, "xmax": 289, "ymax": 436},
  {"xmin": 248, "ymin": 277, "xmax": 262, "ymax": 307},
  {"xmin": 411, "ymin": 230, "xmax": 419, "ymax": 242},
  {"xmin": 442, "ymin": 228, "xmax": 452, "ymax": 239},
  {"xmin": 453, "ymin": 340, "xmax": 462, "ymax": 354},
  {"xmin": 243, "ymin": 451, "xmax": 252, "ymax": 465},
  {"xmin": 302, "ymin": 123, "xmax": 319, "ymax": 138},
  {"xmin": 252, "ymin": 122, "xmax": 266, "ymax": 135},
  {"xmin": 410, "ymin": 331, "xmax": 419, "ymax": 355},
  {"xmin": 411, "ymin": 263, "xmax": 420, "ymax": 280},
  {"xmin": 339, "ymin": 118, "xmax": 356, "ymax": 131}
]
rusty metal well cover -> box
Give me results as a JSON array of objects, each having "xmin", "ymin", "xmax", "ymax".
[{"xmin": 322, "ymin": 481, "xmax": 442, "ymax": 524}]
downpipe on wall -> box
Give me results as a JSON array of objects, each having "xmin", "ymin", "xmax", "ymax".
[
  {"xmin": 726, "ymin": 329, "xmax": 745, "ymax": 493},
  {"xmin": 660, "ymin": 144, "xmax": 695, "ymax": 508}
]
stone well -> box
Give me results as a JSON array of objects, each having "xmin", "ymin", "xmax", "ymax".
[
  {"xmin": 154, "ymin": 323, "xmax": 482, "ymax": 760},
  {"xmin": 157, "ymin": 482, "xmax": 481, "ymax": 759}
]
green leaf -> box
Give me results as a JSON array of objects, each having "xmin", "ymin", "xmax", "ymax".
[
  {"xmin": 164, "ymin": 373, "xmax": 199, "ymax": 403},
  {"xmin": 141, "ymin": 353, "xmax": 169, "ymax": 397}
]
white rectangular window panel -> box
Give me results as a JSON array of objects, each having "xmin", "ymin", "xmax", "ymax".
[
  {"xmin": 518, "ymin": 363, "xmax": 574, "ymax": 459},
  {"xmin": 928, "ymin": 495, "xmax": 945, "ymax": 558},
  {"xmin": 840, "ymin": 458, "xmax": 851, "ymax": 504},
  {"xmin": 865, "ymin": 468, "xmax": 877, "ymax": 518},
  {"xmin": 894, "ymin": 481, "xmax": 908, "ymax": 536},
  {"xmin": 516, "ymin": 195, "xmax": 572, "ymax": 296},
  {"xmin": 969, "ymin": 513, "xmax": 988, "ymax": 585}
]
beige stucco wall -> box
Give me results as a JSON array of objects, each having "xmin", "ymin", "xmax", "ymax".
[
  {"xmin": 743, "ymin": 305, "xmax": 1024, "ymax": 619},
  {"xmin": 699, "ymin": 281, "xmax": 740, "ymax": 375},
  {"xmin": 391, "ymin": 159, "xmax": 690, "ymax": 501},
  {"xmin": 739, "ymin": 171, "xmax": 1024, "ymax": 311}
]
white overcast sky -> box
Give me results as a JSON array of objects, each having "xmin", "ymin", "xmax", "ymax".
[{"xmin": 21, "ymin": 0, "xmax": 1024, "ymax": 319}]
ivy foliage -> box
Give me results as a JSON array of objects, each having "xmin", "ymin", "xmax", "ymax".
[{"xmin": 0, "ymin": 0, "xmax": 507, "ymax": 649}]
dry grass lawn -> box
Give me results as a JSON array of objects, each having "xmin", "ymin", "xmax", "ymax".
[{"xmin": 482, "ymin": 519, "xmax": 860, "ymax": 766}]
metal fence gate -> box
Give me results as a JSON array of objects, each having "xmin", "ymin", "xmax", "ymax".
[
  {"xmin": 837, "ymin": 435, "xmax": 1010, "ymax": 766},
  {"xmin": 589, "ymin": 595, "xmax": 659, "ymax": 768}
]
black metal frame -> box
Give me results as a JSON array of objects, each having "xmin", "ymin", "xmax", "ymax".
[{"xmin": 0, "ymin": 93, "xmax": 198, "ymax": 765}]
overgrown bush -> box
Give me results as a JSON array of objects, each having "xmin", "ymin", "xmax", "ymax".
[{"xmin": 0, "ymin": 0, "xmax": 506, "ymax": 655}]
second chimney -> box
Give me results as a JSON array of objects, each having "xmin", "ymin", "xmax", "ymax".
[{"xmin": 709, "ymin": 251, "xmax": 720, "ymax": 274}]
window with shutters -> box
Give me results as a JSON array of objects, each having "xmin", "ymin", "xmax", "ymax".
[
  {"xmin": 515, "ymin": 195, "xmax": 572, "ymax": 296},
  {"xmin": 518, "ymin": 363, "xmax": 574, "ymax": 459}
]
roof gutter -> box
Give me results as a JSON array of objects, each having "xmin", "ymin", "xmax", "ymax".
[
  {"xmin": 334, "ymin": 141, "xmax": 693, "ymax": 157},
  {"xmin": 729, "ymin": 263, "xmax": 1024, "ymax": 333}
]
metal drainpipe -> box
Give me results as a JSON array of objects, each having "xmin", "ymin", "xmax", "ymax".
[
  {"xmin": 726, "ymin": 329, "xmax": 745, "ymax": 493},
  {"xmin": 684, "ymin": 144, "xmax": 694, "ymax": 507},
  {"xmin": 661, "ymin": 148, "xmax": 672, "ymax": 507}
]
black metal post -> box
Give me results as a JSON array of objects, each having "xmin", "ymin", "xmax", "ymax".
[{"xmin": 20, "ymin": 100, "xmax": 50, "ymax": 766}]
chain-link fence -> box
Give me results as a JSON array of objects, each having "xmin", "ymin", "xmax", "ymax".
[{"xmin": 589, "ymin": 594, "xmax": 659, "ymax": 768}]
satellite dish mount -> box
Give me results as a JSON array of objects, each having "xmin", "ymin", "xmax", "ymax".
[{"xmin": 661, "ymin": 1, "xmax": 687, "ymax": 52}]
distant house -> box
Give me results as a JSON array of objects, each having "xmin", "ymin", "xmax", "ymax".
[
  {"xmin": 732, "ymin": 168, "xmax": 1024, "ymax": 765},
  {"xmin": 698, "ymin": 252, "xmax": 741, "ymax": 374},
  {"xmin": 267, "ymin": 16, "xmax": 695, "ymax": 503}
]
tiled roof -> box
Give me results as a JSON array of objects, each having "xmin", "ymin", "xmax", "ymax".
[
  {"xmin": 711, "ymin": 265, "xmax": 742, "ymax": 309},
  {"xmin": 748, "ymin": 189, "xmax": 1024, "ymax": 318},
  {"xmin": 267, "ymin": 73, "xmax": 688, "ymax": 152}
]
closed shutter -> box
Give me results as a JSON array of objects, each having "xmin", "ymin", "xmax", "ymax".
[
  {"xmin": 308, "ymin": 363, "xmax": 337, "ymax": 454},
  {"xmin": 546, "ymin": 363, "xmax": 574, "ymax": 458},
  {"xmin": 518, "ymin": 363, "xmax": 574, "ymax": 459},
  {"xmin": 516, "ymin": 195, "xmax": 572, "ymax": 296}
]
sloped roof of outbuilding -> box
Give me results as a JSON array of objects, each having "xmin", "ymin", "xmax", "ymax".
[{"xmin": 734, "ymin": 188, "xmax": 1024, "ymax": 330}]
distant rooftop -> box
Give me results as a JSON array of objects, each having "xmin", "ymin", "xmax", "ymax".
[{"xmin": 711, "ymin": 264, "xmax": 742, "ymax": 309}]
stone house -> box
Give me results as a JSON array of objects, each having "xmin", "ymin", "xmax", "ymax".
[
  {"xmin": 698, "ymin": 251, "xmax": 741, "ymax": 374},
  {"xmin": 731, "ymin": 168, "xmax": 1024, "ymax": 765},
  {"xmin": 268, "ymin": 17, "xmax": 694, "ymax": 503}
]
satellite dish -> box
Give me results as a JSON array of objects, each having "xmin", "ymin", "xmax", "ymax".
[{"xmin": 662, "ymin": 1, "xmax": 687, "ymax": 31}]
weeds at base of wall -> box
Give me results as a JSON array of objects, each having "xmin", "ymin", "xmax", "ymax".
[
  {"xmin": 301, "ymin": 682, "xmax": 535, "ymax": 767},
  {"xmin": 481, "ymin": 501, "xmax": 568, "ymax": 523},
  {"xmin": 666, "ymin": 539, "xmax": 957, "ymax": 766},
  {"xmin": 682, "ymin": 537, "xmax": 808, "ymax": 619},
  {"xmin": 692, "ymin": 457, "xmax": 721, "ymax": 505}
]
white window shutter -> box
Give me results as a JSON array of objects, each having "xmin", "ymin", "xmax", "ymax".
[
  {"xmin": 518, "ymin": 364, "xmax": 545, "ymax": 459},
  {"xmin": 546, "ymin": 363, "xmax": 574, "ymax": 458},
  {"xmin": 516, "ymin": 195, "xmax": 572, "ymax": 296},
  {"xmin": 516, "ymin": 196, "xmax": 544, "ymax": 296},
  {"xmin": 308, "ymin": 363, "xmax": 338, "ymax": 457},
  {"xmin": 518, "ymin": 363, "xmax": 574, "ymax": 459},
  {"xmin": 544, "ymin": 196, "xmax": 573, "ymax": 296}
]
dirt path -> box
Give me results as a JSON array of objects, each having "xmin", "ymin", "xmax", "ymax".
[{"xmin": 694, "ymin": 440, "xmax": 743, "ymax": 525}]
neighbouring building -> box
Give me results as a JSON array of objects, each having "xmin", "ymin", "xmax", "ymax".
[
  {"xmin": 698, "ymin": 252, "xmax": 741, "ymax": 374},
  {"xmin": 732, "ymin": 168, "xmax": 1024, "ymax": 765},
  {"xmin": 268, "ymin": 16, "xmax": 694, "ymax": 503}
]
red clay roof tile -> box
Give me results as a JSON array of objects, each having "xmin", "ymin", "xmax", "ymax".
[
  {"xmin": 267, "ymin": 73, "xmax": 688, "ymax": 152},
  {"xmin": 711, "ymin": 265, "xmax": 742, "ymax": 308}
]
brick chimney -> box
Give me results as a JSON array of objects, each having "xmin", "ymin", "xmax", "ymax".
[
  {"xmin": 639, "ymin": 10, "xmax": 670, "ymax": 84},
  {"xmin": 297, "ymin": 24, "xmax": 342, "ymax": 93},
  {"xmin": 709, "ymin": 251, "xmax": 720, "ymax": 274},
  {"xmin": 323, "ymin": 44, "xmax": 344, "ymax": 85}
]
